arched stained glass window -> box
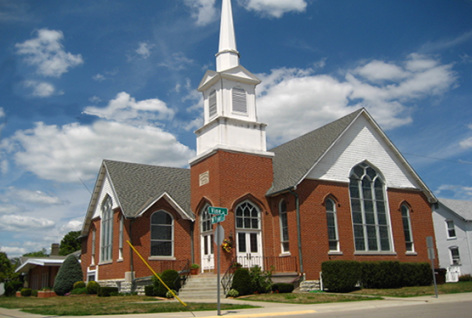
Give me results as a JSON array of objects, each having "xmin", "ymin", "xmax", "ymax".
[{"xmin": 150, "ymin": 211, "xmax": 173, "ymax": 257}]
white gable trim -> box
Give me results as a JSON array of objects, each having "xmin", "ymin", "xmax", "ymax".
[{"xmin": 136, "ymin": 192, "xmax": 195, "ymax": 221}]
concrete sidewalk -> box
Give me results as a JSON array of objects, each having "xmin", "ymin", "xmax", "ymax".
[{"xmin": 0, "ymin": 293, "xmax": 470, "ymax": 318}]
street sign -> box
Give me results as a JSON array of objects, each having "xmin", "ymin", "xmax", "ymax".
[
  {"xmin": 214, "ymin": 224, "xmax": 224, "ymax": 245},
  {"xmin": 211, "ymin": 214, "xmax": 225, "ymax": 224},
  {"xmin": 208, "ymin": 206, "xmax": 228, "ymax": 216}
]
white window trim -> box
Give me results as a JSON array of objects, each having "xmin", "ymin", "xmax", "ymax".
[
  {"xmin": 150, "ymin": 210, "xmax": 174, "ymax": 257},
  {"xmin": 450, "ymin": 246, "xmax": 461, "ymax": 266},
  {"xmin": 326, "ymin": 198, "xmax": 340, "ymax": 252},
  {"xmin": 99, "ymin": 195, "xmax": 113, "ymax": 264},
  {"xmin": 446, "ymin": 219, "xmax": 457, "ymax": 239},
  {"xmin": 279, "ymin": 199, "xmax": 290, "ymax": 255},
  {"xmin": 401, "ymin": 204, "xmax": 415, "ymax": 253}
]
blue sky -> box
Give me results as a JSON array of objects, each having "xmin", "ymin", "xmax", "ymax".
[{"xmin": 1, "ymin": 0, "xmax": 471, "ymax": 257}]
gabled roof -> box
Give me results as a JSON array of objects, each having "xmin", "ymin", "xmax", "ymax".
[
  {"xmin": 267, "ymin": 108, "xmax": 437, "ymax": 203},
  {"xmin": 81, "ymin": 160, "xmax": 192, "ymax": 237},
  {"xmin": 267, "ymin": 109, "xmax": 363, "ymax": 195},
  {"xmin": 198, "ymin": 65, "xmax": 261, "ymax": 91},
  {"xmin": 438, "ymin": 198, "xmax": 472, "ymax": 221}
]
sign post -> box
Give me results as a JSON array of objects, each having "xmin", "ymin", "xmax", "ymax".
[
  {"xmin": 426, "ymin": 236, "xmax": 438, "ymax": 298},
  {"xmin": 209, "ymin": 207, "xmax": 227, "ymax": 316}
]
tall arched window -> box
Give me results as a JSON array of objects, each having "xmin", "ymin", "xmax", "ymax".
[
  {"xmin": 200, "ymin": 204, "xmax": 214, "ymax": 258},
  {"xmin": 151, "ymin": 211, "xmax": 173, "ymax": 257},
  {"xmin": 326, "ymin": 198, "xmax": 339, "ymax": 252},
  {"xmin": 236, "ymin": 201, "xmax": 260, "ymax": 230},
  {"xmin": 349, "ymin": 162, "xmax": 391, "ymax": 252},
  {"xmin": 401, "ymin": 204, "xmax": 414, "ymax": 252},
  {"xmin": 279, "ymin": 199, "xmax": 289, "ymax": 254},
  {"xmin": 100, "ymin": 195, "xmax": 113, "ymax": 262}
]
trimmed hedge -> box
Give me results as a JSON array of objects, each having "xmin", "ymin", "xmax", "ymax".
[
  {"xmin": 144, "ymin": 285, "xmax": 155, "ymax": 296},
  {"xmin": 20, "ymin": 288, "xmax": 32, "ymax": 297},
  {"xmin": 86, "ymin": 281, "xmax": 100, "ymax": 295},
  {"xmin": 5, "ymin": 280, "xmax": 23, "ymax": 297},
  {"xmin": 322, "ymin": 260, "xmax": 432, "ymax": 292},
  {"xmin": 322, "ymin": 260, "xmax": 361, "ymax": 292},
  {"xmin": 271, "ymin": 283, "xmax": 294, "ymax": 293},
  {"xmin": 98, "ymin": 287, "xmax": 119, "ymax": 297}
]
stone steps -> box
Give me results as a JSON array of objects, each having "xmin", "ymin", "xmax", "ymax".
[{"xmin": 178, "ymin": 274, "xmax": 226, "ymax": 299}]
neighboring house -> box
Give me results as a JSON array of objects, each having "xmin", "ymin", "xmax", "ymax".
[
  {"xmin": 15, "ymin": 244, "xmax": 71, "ymax": 290},
  {"xmin": 80, "ymin": 0, "xmax": 439, "ymax": 292},
  {"xmin": 433, "ymin": 198, "xmax": 472, "ymax": 282}
]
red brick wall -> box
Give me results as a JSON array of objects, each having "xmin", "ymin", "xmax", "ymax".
[
  {"xmin": 276, "ymin": 179, "xmax": 437, "ymax": 280},
  {"xmin": 190, "ymin": 150, "xmax": 274, "ymax": 272},
  {"xmin": 81, "ymin": 200, "xmax": 193, "ymax": 281}
]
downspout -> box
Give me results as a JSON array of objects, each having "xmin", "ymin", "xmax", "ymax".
[
  {"xmin": 190, "ymin": 221, "xmax": 195, "ymax": 264},
  {"xmin": 289, "ymin": 188, "xmax": 304, "ymax": 276},
  {"xmin": 129, "ymin": 218, "xmax": 135, "ymax": 281}
]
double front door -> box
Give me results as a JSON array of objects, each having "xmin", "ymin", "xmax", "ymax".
[{"xmin": 236, "ymin": 231, "xmax": 262, "ymax": 268}]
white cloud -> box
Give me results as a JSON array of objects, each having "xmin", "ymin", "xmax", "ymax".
[
  {"xmin": 158, "ymin": 52, "xmax": 194, "ymax": 71},
  {"xmin": 60, "ymin": 219, "xmax": 83, "ymax": 233},
  {"xmin": 0, "ymin": 215, "xmax": 55, "ymax": 231},
  {"xmin": 436, "ymin": 184, "xmax": 472, "ymax": 200},
  {"xmin": 4, "ymin": 187, "xmax": 64, "ymax": 206},
  {"xmin": 83, "ymin": 91, "xmax": 174, "ymax": 125},
  {"xmin": 460, "ymin": 124, "xmax": 472, "ymax": 149},
  {"xmin": 136, "ymin": 42, "xmax": 153, "ymax": 59},
  {"xmin": 15, "ymin": 28, "xmax": 83, "ymax": 78},
  {"xmin": 257, "ymin": 54, "xmax": 457, "ymax": 146},
  {"xmin": 24, "ymin": 80, "xmax": 56, "ymax": 97},
  {"xmin": 1, "ymin": 92, "xmax": 194, "ymax": 183},
  {"xmin": 0, "ymin": 107, "xmax": 5, "ymax": 137},
  {"xmin": 0, "ymin": 203, "xmax": 23, "ymax": 215},
  {"xmin": 239, "ymin": 0, "xmax": 307, "ymax": 18},
  {"xmin": 93, "ymin": 74, "xmax": 106, "ymax": 82},
  {"xmin": 0, "ymin": 246, "xmax": 27, "ymax": 257},
  {"xmin": 184, "ymin": 0, "xmax": 218, "ymax": 26}
]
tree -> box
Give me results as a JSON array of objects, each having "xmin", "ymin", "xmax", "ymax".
[
  {"xmin": 59, "ymin": 231, "xmax": 81, "ymax": 256},
  {"xmin": 53, "ymin": 254, "xmax": 83, "ymax": 296},
  {"xmin": 23, "ymin": 248, "xmax": 48, "ymax": 257},
  {"xmin": 0, "ymin": 252, "xmax": 13, "ymax": 283}
]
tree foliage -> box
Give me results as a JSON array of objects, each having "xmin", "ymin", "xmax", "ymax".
[
  {"xmin": 23, "ymin": 248, "xmax": 48, "ymax": 257},
  {"xmin": 0, "ymin": 252, "xmax": 13, "ymax": 283},
  {"xmin": 59, "ymin": 231, "xmax": 81, "ymax": 256},
  {"xmin": 53, "ymin": 254, "xmax": 83, "ymax": 296}
]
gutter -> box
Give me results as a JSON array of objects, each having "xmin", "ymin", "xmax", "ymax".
[{"xmin": 289, "ymin": 188, "xmax": 304, "ymax": 276}]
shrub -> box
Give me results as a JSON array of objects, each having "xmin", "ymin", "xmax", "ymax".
[
  {"xmin": 271, "ymin": 283, "xmax": 294, "ymax": 293},
  {"xmin": 20, "ymin": 288, "xmax": 32, "ymax": 297},
  {"xmin": 153, "ymin": 270, "xmax": 181, "ymax": 297},
  {"xmin": 227, "ymin": 289, "xmax": 239, "ymax": 297},
  {"xmin": 98, "ymin": 286, "xmax": 119, "ymax": 297},
  {"xmin": 53, "ymin": 254, "xmax": 83, "ymax": 296},
  {"xmin": 166, "ymin": 289, "xmax": 177, "ymax": 298},
  {"xmin": 144, "ymin": 285, "xmax": 155, "ymax": 296},
  {"xmin": 322, "ymin": 260, "xmax": 361, "ymax": 292},
  {"xmin": 231, "ymin": 268, "xmax": 252, "ymax": 296},
  {"xmin": 249, "ymin": 266, "xmax": 272, "ymax": 294},
  {"xmin": 70, "ymin": 287, "xmax": 87, "ymax": 295},
  {"xmin": 86, "ymin": 281, "xmax": 100, "ymax": 295},
  {"xmin": 73, "ymin": 281, "xmax": 86, "ymax": 289},
  {"xmin": 400, "ymin": 262, "xmax": 431, "ymax": 286},
  {"xmin": 361, "ymin": 261, "xmax": 402, "ymax": 289},
  {"xmin": 5, "ymin": 280, "xmax": 23, "ymax": 297},
  {"xmin": 459, "ymin": 274, "xmax": 472, "ymax": 282}
]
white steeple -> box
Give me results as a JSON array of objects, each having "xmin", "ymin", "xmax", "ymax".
[
  {"xmin": 216, "ymin": 0, "xmax": 240, "ymax": 71},
  {"xmin": 192, "ymin": 0, "xmax": 273, "ymax": 163}
]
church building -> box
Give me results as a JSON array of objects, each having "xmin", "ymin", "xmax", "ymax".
[{"xmin": 80, "ymin": 0, "xmax": 438, "ymax": 291}]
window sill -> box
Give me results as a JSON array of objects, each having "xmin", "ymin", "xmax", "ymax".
[
  {"xmin": 328, "ymin": 251, "xmax": 343, "ymax": 255},
  {"xmin": 447, "ymin": 237, "xmax": 457, "ymax": 240},
  {"xmin": 98, "ymin": 260, "xmax": 113, "ymax": 265},
  {"xmin": 116, "ymin": 258, "xmax": 123, "ymax": 263},
  {"xmin": 148, "ymin": 256, "xmax": 176, "ymax": 261},
  {"xmin": 278, "ymin": 252, "xmax": 291, "ymax": 257},
  {"xmin": 405, "ymin": 252, "xmax": 417, "ymax": 256},
  {"xmin": 354, "ymin": 251, "xmax": 397, "ymax": 256}
]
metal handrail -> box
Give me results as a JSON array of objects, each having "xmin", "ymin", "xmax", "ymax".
[
  {"xmin": 221, "ymin": 258, "xmax": 238, "ymax": 296},
  {"xmin": 175, "ymin": 259, "xmax": 190, "ymax": 289}
]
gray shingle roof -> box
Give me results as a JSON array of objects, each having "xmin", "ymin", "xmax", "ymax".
[
  {"xmin": 267, "ymin": 109, "xmax": 363, "ymax": 195},
  {"xmin": 103, "ymin": 160, "xmax": 192, "ymax": 219},
  {"xmin": 439, "ymin": 198, "xmax": 472, "ymax": 221}
]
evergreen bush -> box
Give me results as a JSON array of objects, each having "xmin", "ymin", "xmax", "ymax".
[
  {"xmin": 73, "ymin": 281, "xmax": 86, "ymax": 289},
  {"xmin": 53, "ymin": 254, "xmax": 83, "ymax": 296},
  {"xmin": 271, "ymin": 283, "xmax": 294, "ymax": 293},
  {"xmin": 322, "ymin": 260, "xmax": 361, "ymax": 292},
  {"xmin": 249, "ymin": 266, "xmax": 272, "ymax": 293},
  {"xmin": 86, "ymin": 281, "xmax": 100, "ymax": 295},
  {"xmin": 459, "ymin": 274, "xmax": 472, "ymax": 282},
  {"xmin": 227, "ymin": 288, "xmax": 239, "ymax": 297},
  {"xmin": 153, "ymin": 270, "xmax": 181, "ymax": 297},
  {"xmin": 98, "ymin": 286, "xmax": 118, "ymax": 297},
  {"xmin": 5, "ymin": 280, "xmax": 23, "ymax": 297},
  {"xmin": 231, "ymin": 268, "xmax": 252, "ymax": 296},
  {"xmin": 70, "ymin": 287, "xmax": 87, "ymax": 295},
  {"xmin": 20, "ymin": 288, "xmax": 32, "ymax": 297},
  {"xmin": 144, "ymin": 285, "xmax": 155, "ymax": 296},
  {"xmin": 361, "ymin": 261, "xmax": 402, "ymax": 289}
]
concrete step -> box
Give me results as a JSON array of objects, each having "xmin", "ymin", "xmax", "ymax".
[{"xmin": 179, "ymin": 274, "xmax": 226, "ymax": 299}]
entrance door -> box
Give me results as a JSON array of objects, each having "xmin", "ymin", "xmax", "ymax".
[
  {"xmin": 201, "ymin": 233, "xmax": 214, "ymax": 271},
  {"xmin": 235, "ymin": 201, "xmax": 263, "ymax": 269},
  {"xmin": 236, "ymin": 231, "xmax": 262, "ymax": 268},
  {"xmin": 200, "ymin": 204, "xmax": 214, "ymax": 271}
]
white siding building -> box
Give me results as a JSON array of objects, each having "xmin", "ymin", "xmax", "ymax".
[{"xmin": 433, "ymin": 198, "xmax": 472, "ymax": 282}]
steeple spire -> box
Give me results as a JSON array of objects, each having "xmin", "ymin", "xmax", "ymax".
[{"xmin": 216, "ymin": 0, "xmax": 239, "ymax": 71}]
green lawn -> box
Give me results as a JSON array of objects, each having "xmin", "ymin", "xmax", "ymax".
[
  {"xmin": 350, "ymin": 281, "xmax": 472, "ymax": 297},
  {"xmin": 0, "ymin": 295, "xmax": 256, "ymax": 316}
]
